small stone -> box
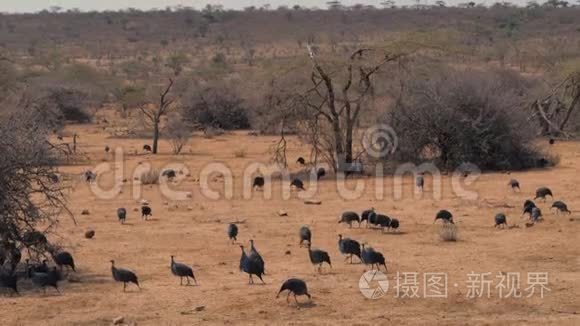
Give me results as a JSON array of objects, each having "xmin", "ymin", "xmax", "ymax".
[
  {"xmin": 81, "ymin": 209, "xmax": 90, "ymax": 215},
  {"xmin": 525, "ymin": 222, "xmax": 534, "ymax": 228},
  {"xmin": 113, "ymin": 316, "xmax": 124, "ymax": 325},
  {"xmin": 195, "ymin": 305, "xmax": 205, "ymax": 312},
  {"xmin": 186, "ymin": 193, "xmax": 193, "ymax": 198},
  {"xmin": 277, "ymin": 210, "xmax": 288, "ymax": 216},
  {"xmin": 187, "ymin": 206, "xmax": 193, "ymax": 211},
  {"xmin": 285, "ymin": 250, "xmax": 291, "ymax": 255},
  {"xmin": 304, "ymin": 200, "xmax": 322, "ymax": 205}
]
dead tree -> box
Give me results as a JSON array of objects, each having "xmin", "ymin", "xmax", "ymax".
[
  {"xmin": 301, "ymin": 45, "xmax": 405, "ymax": 172},
  {"xmin": 138, "ymin": 79, "xmax": 175, "ymax": 154},
  {"xmin": 0, "ymin": 109, "xmax": 73, "ymax": 256},
  {"xmin": 529, "ymin": 72, "xmax": 580, "ymax": 137}
]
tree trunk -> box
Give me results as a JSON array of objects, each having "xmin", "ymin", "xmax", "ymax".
[
  {"xmin": 332, "ymin": 117, "xmax": 344, "ymax": 170},
  {"xmin": 152, "ymin": 120, "xmax": 160, "ymax": 154},
  {"xmin": 345, "ymin": 118, "xmax": 354, "ymax": 163},
  {"xmin": 558, "ymin": 94, "xmax": 580, "ymax": 132}
]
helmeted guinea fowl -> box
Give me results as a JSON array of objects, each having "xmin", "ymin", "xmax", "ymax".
[
  {"xmin": 375, "ymin": 214, "xmax": 392, "ymax": 232},
  {"xmin": 277, "ymin": 278, "xmax": 311, "ymax": 304},
  {"xmin": 508, "ymin": 179, "xmax": 520, "ymax": 191},
  {"xmin": 26, "ymin": 259, "xmax": 49, "ymax": 278},
  {"xmin": 227, "ymin": 223, "xmax": 238, "ymax": 243},
  {"xmin": 239, "ymin": 245, "xmax": 265, "ymax": 284},
  {"xmin": 416, "ymin": 175, "xmax": 424, "ymax": 191},
  {"xmin": 0, "ymin": 271, "xmax": 18, "ymax": 294},
  {"xmin": 535, "ymin": 187, "xmax": 553, "ymax": 201},
  {"xmin": 110, "ymin": 260, "xmax": 140, "ymax": 291},
  {"xmin": 291, "ymin": 178, "xmax": 305, "ymax": 191},
  {"xmin": 389, "ymin": 218, "xmax": 400, "ymax": 232},
  {"xmin": 117, "ymin": 208, "xmax": 127, "ymax": 224},
  {"xmin": 434, "ymin": 210, "xmax": 454, "ymax": 224},
  {"xmin": 361, "ymin": 244, "xmax": 387, "ymax": 271},
  {"xmin": 1, "ymin": 242, "xmax": 21, "ymax": 273},
  {"xmin": 361, "ymin": 208, "xmax": 375, "ymax": 227},
  {"xmin": 162, "ymin": 169, "xmax": 176, "ymax": 179},
  {"xmin": 307, "ymin": 243, "xmax": 331, "ymax": 273},
  {"xmin": 316, "ymin": 167, "xmax": 326, "ymax": 180},
  {"xmin": 249, "ymin": 239, "xmax": 265, "ymax": 273},
  {"xmin": 494, "ymin": 213, "xmax": 507, "ymax": 228},
  {"xmin": 31, "ymin": 267, "xmax": 61, "ymax": 293},
  {"xmin": 141, "ymin": 205, "xmax": 152, "ymax": 220},
  {"xmin": 253, "ymin": 176, "xmax": 265, "ymax": 189},
  {"xmin": 338, "ymin": 211, "xmax": 361, "ymax": 228},
  {"xmin": 170, "ymin": 256, "xmax": 197, "ymax": 285},
  {"xmin": 299, "ymin": 226, "xmax": 311, "ymax": 247},
  {"xmin": 551, "ymin": 201, "xmax": 571, "ymax": 214},
  {"xmin": 50, "ymin": 249, "xmax": 76, "ymax": 272},
  {"xmin": 337, "ymin": 234, "xmax": 361, "ymax": 264},
  {"xmin": 523, "ymin": 200, "xmax": 536, "ymax": 216},
  {"xmin": 531, "ymin": 207, "xmax": 543, "ymax": 222}
]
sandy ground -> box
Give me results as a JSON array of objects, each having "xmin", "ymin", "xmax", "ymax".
[{"xmin": 2, "ymin": 123, "xmax": 580, "ymax": 325}]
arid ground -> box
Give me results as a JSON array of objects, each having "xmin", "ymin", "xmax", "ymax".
[{"xmin": 3, "ymin": 123, "xmax": 580, "ymax": 325}]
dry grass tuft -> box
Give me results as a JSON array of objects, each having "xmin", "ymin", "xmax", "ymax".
[
  {"xmin": 439, "ymin": 223, "xmax": 458, "ymax": 242},
  {"xmin": 140, "ymin": 169, "xmax": 160, "ymax": 185},
  {"xmin": 234, "ymin": 148, "xmax": 247, "ymax": 158}
]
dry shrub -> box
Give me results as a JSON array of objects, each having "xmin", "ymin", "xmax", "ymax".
[
  {"xmin": 140, "ymin": 169, "xmax": 160, "ymax": 185},
  {"xmin": 165, "ymin": 113, "xmax": 192, "ymax": 154},
  {"xmin": 389, "ymin": 67, "xmax": 551, "ymax": 171},
  {"xmin": 439, "ymin": 223, "xmax": 458, "ymax": 242},
  {"xmin": 203, "ymin": 126, "xmax": 225, "ymax": 139},
  {"xmin": 234, "ymin": 148, "xmax": 247, "ymax": 158},
  {"xmin": 182, "ymin": 83, "xmax": 251, "ymax": 131}
]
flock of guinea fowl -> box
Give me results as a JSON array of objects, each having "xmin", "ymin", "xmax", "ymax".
[{"xmin": 1, "ymin": 162, "xmax": 571, "ymax": 306}]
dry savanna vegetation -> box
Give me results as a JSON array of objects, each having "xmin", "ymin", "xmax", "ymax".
[{"xmin": 1, "ymin": 3, "xmax": 580, "ymax": 326}]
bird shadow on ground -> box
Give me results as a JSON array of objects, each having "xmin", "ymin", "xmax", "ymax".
[
  {"xmin": 121, "ymin": 223, "xmax": 135, "ymax": 226},
  {"xmin": 381, "ymin": 231, "xmax": 408, "ymax": 236},
  {"xmin": 314, "ymin": 270, "xmax": 336, "ymax": 275},
  {"xmin": 295, "ymin": 301, "xmax": 317, "ymax": 309},
  {"xmin": 74, "ymin": 274, "xmax": 108, "ymax": 284}
]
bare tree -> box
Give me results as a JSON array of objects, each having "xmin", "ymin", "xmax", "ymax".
[
  {"xmin": 0, "ymin": 109, "xmax": 71, "ymax": 256},
  {"xmin": 530, "ymin": 71, "xmax": 580, "ymax": 136},
  {"xmin": 138, "ymin": 78, "xmax": 176, "ymax": 154},
  {"xmin": 297, "ymin": 45, "xmax": 405, "ymax": 172}
]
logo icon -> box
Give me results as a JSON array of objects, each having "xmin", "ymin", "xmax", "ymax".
[
  {"xmin": 359, "ymin": 270, "xmax": 389, "ymax": 299},
  {"xmin": 362, "ymin": 124, "xmax": 398, "ymax": 159}
]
